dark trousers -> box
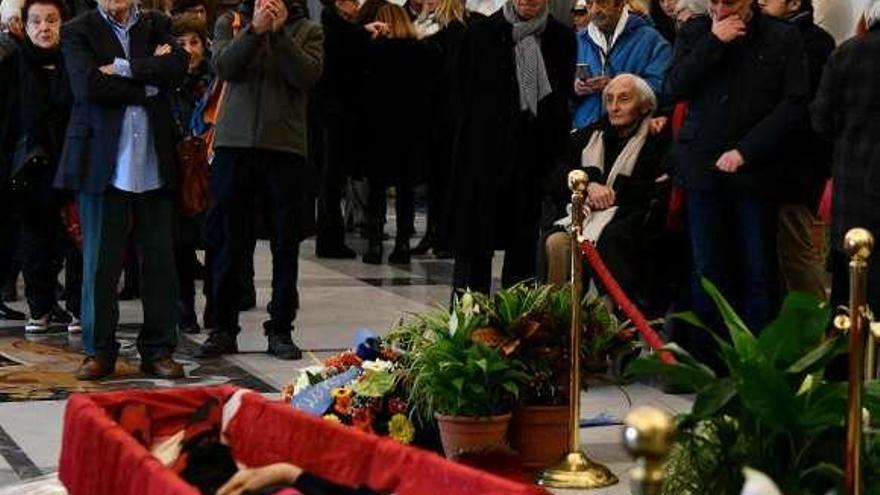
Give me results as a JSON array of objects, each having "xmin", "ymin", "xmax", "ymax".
[
  {"xmin": 452, "ymin": 242, "xmax": 539, "ymax": 296},
  {"xmin": 79, "ymin": 188, "xmax": 179, "ymax": 363},
  {"xmin": 18, "ymin": 184, "xmax": 82, "ymax": 318},
  {"xmin": 175, "ymin": 244, "xmax": 197, "ymax": 324},
  {"xmin": 685, "ymin": 186, "xmax": 779, "ymax": 365},
  {"xmin": 313, "ymin": 109, "xmax": 351, "ymax": 250},
  {"xmin": 365, "ymin": 178, "xmax": 414, "ymax": 243},
  {"xmin": 0, "ymin": 188, "xmax": 21, "ymax": 297},
  {"xmin": 207, "ymin": 148, "xmax": 305, "ymax": 337}
]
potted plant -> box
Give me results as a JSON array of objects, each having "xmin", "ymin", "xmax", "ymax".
[
  {"xmin": 499, "ymin": 285, "xmax": 573, "ymax": 468},
  {"xmin": 627, "ymin": 278, "xmax": 880, "ymax": 495},
  {"xmin": 404, "ymin": 295, "xmax": 530, "ymax": 458}
]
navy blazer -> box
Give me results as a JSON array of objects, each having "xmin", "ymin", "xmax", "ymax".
[
  {"xmin": 664, "ymin": 12, "xmax": 809, "ymax": 195},
  {"xmin": 55, "ymin": 9, "xmax": 188, "ymax": 193}
]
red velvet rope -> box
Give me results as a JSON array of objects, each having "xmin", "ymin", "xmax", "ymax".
[{"xmin": 578, "ymin": 240, "xmax": 676, "ymax": 364}]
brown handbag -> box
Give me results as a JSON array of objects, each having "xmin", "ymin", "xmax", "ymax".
[
  {"xmin": 200, "ymin": 10, "xmax": 241, "ymax": 163},
  {"xmin": 177, "ymin": 136, "xmax": 211, "ymax": 217}
]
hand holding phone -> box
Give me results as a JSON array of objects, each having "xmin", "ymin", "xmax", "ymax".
[{"xmin": 575, "ymin": 63, "xmax": 591, "ymax": 81}]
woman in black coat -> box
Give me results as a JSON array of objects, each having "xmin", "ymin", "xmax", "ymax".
[
  {"xmin": 1, "ymin": 0, "xmax": 80, "ymax": 333},
  {"xmin": 444, "ymin": 0, "xmax": 575, "ymax": 295},
  {"xmin": 412, "ymin": 0, "xmax": 468, "ymax": 256},
  {"xmin": 312, "ymin": 0, "xmax": 368, "ymax": 258},
  {"xmin": 360, "ymin": 4, "xmax": 431, "ymax": 265}
]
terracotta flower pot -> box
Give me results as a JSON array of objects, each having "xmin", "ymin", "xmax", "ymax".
[
  {"xmin": 434, "ymin": 413, "xmax": 512, "ymax": 458},
  {"xmin": 509, "ymin": 405, "xmax": 571, "ymax": 468}
]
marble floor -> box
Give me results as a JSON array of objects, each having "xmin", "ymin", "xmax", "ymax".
[{"xmin": 0, "ymin": 213, "xmax": 692, "ymax": 495}]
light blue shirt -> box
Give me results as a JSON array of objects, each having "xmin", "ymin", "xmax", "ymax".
[{"xmin": 99, "ymin": 6, "xmax": 163, "ymax": 193}]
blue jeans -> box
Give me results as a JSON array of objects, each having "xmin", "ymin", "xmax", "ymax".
[{"xmin": 687, "ymin": 186, "xmax": 779, "ymax": 342}]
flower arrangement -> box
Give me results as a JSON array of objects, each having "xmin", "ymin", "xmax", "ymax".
[{"xmin": 285, "ymin": 330, "xmax": 415, "ymax": 444}]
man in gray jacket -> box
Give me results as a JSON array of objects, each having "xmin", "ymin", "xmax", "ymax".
[{"xmin": 198, "ymin": 0, "xmax": 323, "ymax": 360}]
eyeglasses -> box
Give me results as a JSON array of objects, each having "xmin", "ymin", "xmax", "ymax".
[{"xmin": 571, "ymin": 8, "xmax": 587, "ymax": 14}]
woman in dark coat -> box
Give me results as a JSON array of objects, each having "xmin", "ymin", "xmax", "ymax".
[
  {"xmin": 360, "ymin": 4, "xmax": 431, "ymax": 265},
  {"xmin": 412, "ymin": 0, "xmax": 468, "ymax": 256},
  {"xmin": 1, "ymin": 0, "xmax": 80, "ymax": 332},
  {"xmin": 444, "ymin": 0, "xmax": 575, "ymax": 295},
  {"xmin": 312, "ymin": 0, "xmax": 367, "ymax": 258}
]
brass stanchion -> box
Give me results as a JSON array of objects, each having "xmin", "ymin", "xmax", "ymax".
[
  {"xmin": 623, "ymin": 407, "xmax": 674, "ymax": 495},
  {"xmin": 835, "ymin": 228, "xmax": 875, "ymax": 495},
  {"xmin": 537, "ymin": 170, "xmax": 618, "ymax": 489}
]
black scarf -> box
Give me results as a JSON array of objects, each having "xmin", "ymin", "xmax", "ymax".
[{"xmin": 16, "ymin": 38, "xmax": 71, "ymax": 160}]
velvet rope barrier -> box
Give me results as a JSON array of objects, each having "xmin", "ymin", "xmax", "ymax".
[{"xmin": 578, "ymin": 240, "xmax": 676, "ymax": 365}]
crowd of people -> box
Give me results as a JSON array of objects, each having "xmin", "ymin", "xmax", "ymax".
[{"xmin": 0, "ymin": 0, "xmax": 877, "ymax": 379}]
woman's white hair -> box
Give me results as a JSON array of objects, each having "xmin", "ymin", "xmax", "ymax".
[
  {"xmin": 866, "ymin": 0, "xmax": 880, "ymax": 29},
  {"xmin": 675, "ymin": 0, "xmax": 708, "ymax": 16},
  {"xmin": 0, "ymin": 0, "xmax": 24, "ymax": 23},
  {"xmin": 603, "ymin": 74, "xmax": 657, "ymax": 116}
]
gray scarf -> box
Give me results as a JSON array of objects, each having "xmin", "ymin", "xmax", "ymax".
[{"xmin": 502, "ymin": 0, "xmax": 552, "ymax": 116}]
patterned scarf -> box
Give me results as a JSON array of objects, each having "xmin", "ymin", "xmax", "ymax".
[{"xmin": 502, "ymin": 0, "xmax": 552, "ymax": 116}]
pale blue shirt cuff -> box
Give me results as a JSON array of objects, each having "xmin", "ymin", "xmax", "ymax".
[{"xmin": 112, "ymin": 57, "xmax": 132, "ymax": 78}]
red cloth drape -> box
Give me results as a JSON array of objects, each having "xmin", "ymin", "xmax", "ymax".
[{"xmin": 60, "ymin": 387, "xmax": 550, "ymax": 495}]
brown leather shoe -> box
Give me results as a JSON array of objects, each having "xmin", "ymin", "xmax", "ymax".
[
  {"xmin": 140, "ymin": 356, "xmax": 185, "ymax": 379},
  {"xmin": 75, "ymin": 357, "xmax": 115, "ymax": 381}
]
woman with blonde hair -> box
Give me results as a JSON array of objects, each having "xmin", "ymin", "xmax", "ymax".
[
  {"xmin": 361, "ymin": 3, "xmax": 429, "ymax": 264},
  {"xmin": 411, "ymin": 0, "xmax": 468, "ymax": 257},
  {"xmin": 375, "ymin": 2, "xmax": 418, "ymax": 37}
]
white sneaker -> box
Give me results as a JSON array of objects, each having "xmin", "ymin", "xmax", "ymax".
[
  {"xmin": 25, "ymin": 315, "xmax": 49, "ymax": 334},
  {"xmin": 68, "ymin": 317, "xmax": 82, "ymax": 334}
]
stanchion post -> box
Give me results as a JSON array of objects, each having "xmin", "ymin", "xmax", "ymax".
[
  {"xmin": 840, "ymin": 228, "xmax": 874, "ymax": 495},
  {"xmin": 623, "ymin": 407, "xmax": 674, "ymax": 495},
  {"xmin": 537, "ymin": 170, "xmax": 618, "ymax": 489}
]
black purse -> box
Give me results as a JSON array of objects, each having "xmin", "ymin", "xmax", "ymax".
[{"xmin": 10, "ymin": 135, "xmax": 50, "ymax": 190}]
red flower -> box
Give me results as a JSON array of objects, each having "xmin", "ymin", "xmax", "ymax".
[
  {"xmin": 387, "ymin": 398, "xmax": 408, "ymax": 415},
  {"xmin": 352, "ymin": 409, "xmax": 375, "ymax": 434}
]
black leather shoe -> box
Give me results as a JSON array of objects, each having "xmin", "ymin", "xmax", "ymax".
[
  {"xmin": 0, "ymin": 302, "xmax": 25, "ymax": 321},
  {"xmin": 362, "ymin": 242, "xmax": 383, "ymax": 265},
  {"xmin": 411, "ymin": 236, "xmax": 432, "ymax": 256},
  {"xmin": 388, "ymin": 241, "xmax": 410, "ymax": 265},
  {"xmin": 316, "ymin": 244, "xmax": 357, "ymax": 259},
  {"xmin": 267, "ymin": 332, "xmax": 302, "ymax": 360},
  {"xmin": 195, "ymin": 332, "xmax": 238, "ymax": 358}
]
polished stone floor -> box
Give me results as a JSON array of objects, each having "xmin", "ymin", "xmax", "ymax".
[{"xmin": 0, "ymin": 213, "xmax": 692, "ymax": 495}]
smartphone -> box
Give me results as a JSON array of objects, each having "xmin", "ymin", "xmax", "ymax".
[{"xmin": 575, "ymin": 63, "xmax": 591, "ymax": 81}]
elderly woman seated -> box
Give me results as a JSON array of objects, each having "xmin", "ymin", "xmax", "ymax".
[{"xmin": 542, "ymin": 74, "xmax": 669, "ymax": 303}]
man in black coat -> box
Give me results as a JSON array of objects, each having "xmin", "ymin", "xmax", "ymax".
[
  {"xmin": 664, "ymin": 0, "xmax": 808, "ymax": 348},
  {"xmin": 812, "ymin": 3, "xmax": 880, "ymax": 314},
  {"xmin": 758, "ymin": 0, "xmax": 834, "ymax": 301},
  {"xmin": 57, "ymin": 0, "xmax": 189, "ymax": 379},
  {"xmin": 445, "ymin": 0, "xmax": 575, "ymax": 295}
]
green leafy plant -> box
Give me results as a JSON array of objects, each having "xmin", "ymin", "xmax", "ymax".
[
  {"xmin": 397, "ymin": 293, "xmax": 529, "ymax": 422},
  {"xmin": 627, "ymin": 278, "xmax": 880, "ymax": 495}
]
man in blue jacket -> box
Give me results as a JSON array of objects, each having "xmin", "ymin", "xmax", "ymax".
[{"xmin": 572, "ymin": 0, "xmax": 671, "ymax": 129}]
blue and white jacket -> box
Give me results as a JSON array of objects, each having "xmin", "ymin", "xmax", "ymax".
[{"xmin": 572, "ymin": 9, "xmax": 672, "ymax": 129}]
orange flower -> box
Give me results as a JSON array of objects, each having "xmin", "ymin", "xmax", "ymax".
[{"xmin": 332, "ymin": 388, "xmax": 354, "ymax": 415}]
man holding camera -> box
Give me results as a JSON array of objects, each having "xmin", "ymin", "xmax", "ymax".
[
  {"xmin": 571, "ymin": 0, "xmax": 671, "ymax": 129},
  {"xmin": 198, "ymin": 0, "xmax": 322, "ymax": 360}
]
